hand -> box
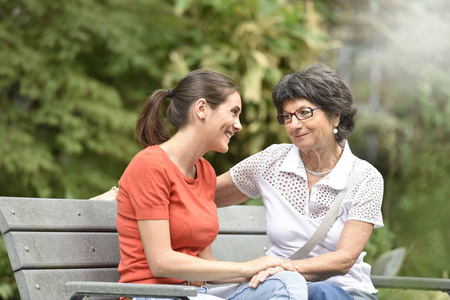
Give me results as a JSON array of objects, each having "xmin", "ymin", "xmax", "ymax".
[
  {"xmin": 90, "ymin": 186, "xmax": 119, "ymax": 201},
  {"xmin": 242, "ymin": 256, "xmax": 288, "ymax": 279},
  {"xmin": 248, "ymin": 261, "xmax": 299, "ymax": 288}
]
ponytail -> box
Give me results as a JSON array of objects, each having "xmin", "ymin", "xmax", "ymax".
[
  {"xmin": 135, "ymin": 89, "xmax": 171, "ymax": 148},
  {"xmin": 136, "ymin": 69, "xmax": 238, "ymax": 148}
]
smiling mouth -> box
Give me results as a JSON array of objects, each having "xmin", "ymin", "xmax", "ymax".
[{"xmin": 225, "ymin": 132, "xmax": 233, "ymax": 139}]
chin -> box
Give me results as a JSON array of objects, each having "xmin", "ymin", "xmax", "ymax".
[{"xmin": 215, "ymin": 144, "xmax": 229, "ymax": 153}]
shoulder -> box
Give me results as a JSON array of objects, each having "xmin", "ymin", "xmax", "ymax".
[
  {"xmin": 356, "ymin": 158, "xmax": 383, "ymax": 182},
  {"xmin": 126, "ymin": 146, "xmax": 169, "ymax": 176},
  {"xmin": 198, "ymin": 157, "xmax": 216, "ymax": 177},
  {"xmin": 248, "ymin": 143, "xmax": 293, "ymax": 162}
]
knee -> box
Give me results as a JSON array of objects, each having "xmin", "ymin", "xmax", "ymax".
[
  {"xmin": 272, "ymin": 271, "xmax": 307, "ymax": 286},
  {"xmin": 270, "ymin": 271, "xmax": 308, "ymax": 299}
]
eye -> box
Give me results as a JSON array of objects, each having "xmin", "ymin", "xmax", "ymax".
[
  {"xmin": 299, "ymin": 109, "xmax": 311, "ymax": 115},
  {"xmin": 232, "ymin": 108, "xmax": 240, "ymax": 116}
]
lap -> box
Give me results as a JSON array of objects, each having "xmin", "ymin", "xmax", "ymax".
[
  {"xmin": 209, "ymin": 271, "xmax": 307, "ymax": 300},
  {"xmin": 307, "ymin": 282, "xmax": 379, "ymax": 300}
]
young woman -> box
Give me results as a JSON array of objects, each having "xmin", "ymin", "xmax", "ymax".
[{"xmin": 116, "ymin": 69, "xmax": 307, "ymax": 300}]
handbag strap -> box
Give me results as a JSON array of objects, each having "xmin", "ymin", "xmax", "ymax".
[{"xmin": 288, "ymin": 160, "xmax": 368, "ymax": 260}]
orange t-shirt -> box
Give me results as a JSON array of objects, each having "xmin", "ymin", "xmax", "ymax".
[{"xmin": 116, "ymin": 145, "xmax": 219, "ymax": 284}]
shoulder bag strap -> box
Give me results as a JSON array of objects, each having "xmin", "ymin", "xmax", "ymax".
[{"xmin": 288, "ymin": 160, "xmax": 368, "ymax": 260}]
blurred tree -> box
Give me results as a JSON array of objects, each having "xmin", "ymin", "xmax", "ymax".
[
  {"xmin": 0, "ymin": 0, "xmax": 181, "ymax": 199},
  {"xmin": 0, "ymin": 0, "xmax": 331, "ymax": 198},
  {"xmin": 162, "ymin": 0, "xmax": 330, "ymax": 174},
  {"xmin": 320, "ymin": 0, "xmax": 450, "ymax": 280}
]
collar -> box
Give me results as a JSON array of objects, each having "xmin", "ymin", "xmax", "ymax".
[{"xmin": 279, "ymin": 140, "xmax": 355, "ymax": 190}]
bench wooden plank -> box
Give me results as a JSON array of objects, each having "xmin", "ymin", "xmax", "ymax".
[
  {"xmin": 14, "ymin": 268, "xmax": 119, "ymax": 300},
  {"xmin": 3, "ymin": 231, "xmax": 120, "ymax": 271},
  {"xmin": 216, "ymin": 206, "xmax": 266, "ymax": 233},
  {"xmin": 212, "ymin": 234, "xmax": 270, "ymax": 262},
  {"xmin": 4, "ymin": 231, "xmax": 268, "ymax": 271},
  {"xmin": 0, "ymin": 197, "xmax": 267, "ymax": 234},
  {"xmin": 0, "ymin": 197, "xmax": 117, "ymax": 233}
]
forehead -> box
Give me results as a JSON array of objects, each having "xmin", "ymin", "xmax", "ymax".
[
  {"xmin": 282, "ymin": 98, "xmax": 314, "ymax": 112},
  {"xmin": 222, "ymin": 91, "xmax": 242, "ymax": 108}
]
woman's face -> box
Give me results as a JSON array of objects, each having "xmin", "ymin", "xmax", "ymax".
[
  {"xmin": 282, "ymin": 98, "xmax": 338, "ymax": 151},
  {"xmin": 206, "ymin": 91, "xmax": 242, "ymax": 153}
]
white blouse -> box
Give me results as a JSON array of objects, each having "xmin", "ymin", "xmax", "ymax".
[{"xmin": 230, "ymin": 140, "xmax": 384, "ymax": 294}]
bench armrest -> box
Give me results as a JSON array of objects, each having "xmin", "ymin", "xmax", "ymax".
[
  {"xmin": 371, "ymin": 275, "xmax": 450, "ymax": 293},
  {"xmin": 66, "ymin": 281, "xmax": 198, "ymax": 300}
]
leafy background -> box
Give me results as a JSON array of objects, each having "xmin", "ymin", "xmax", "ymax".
[{"xmin": 0, "ymin": 0, "xmax": 449, "ymax": 299}]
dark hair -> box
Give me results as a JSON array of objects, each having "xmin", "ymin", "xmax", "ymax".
[
  {"xmin": 136, "ymin": 69, "xmax": 239, "ymax": 148},
  {"xmin": 272, "ymin": 64, "xmax": 356, "ymax": 143}
]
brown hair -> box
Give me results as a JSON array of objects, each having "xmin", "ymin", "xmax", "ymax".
[{"xmin": 136, "ymin": 69, "xmax": 239, "ymax": 148}]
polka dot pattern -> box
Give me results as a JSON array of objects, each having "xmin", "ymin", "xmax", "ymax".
[{"xmin": 231, "ymin": 144, "xmax": 383, "ymax": 225}]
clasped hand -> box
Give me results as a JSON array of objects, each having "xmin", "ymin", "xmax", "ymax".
[{"xmin": 248, "ymin": 261, "xmax": 299, "ymax": 288}]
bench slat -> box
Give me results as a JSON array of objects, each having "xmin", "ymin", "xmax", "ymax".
[
  {"xmin": 14, "ymin": 268, "xmax": 119, "ymax": 300},
  {"xmin": 4, "ymin": 231, "xmax": 120, "ymax": 271},
  {"xmin": 0, "ymin": 197, "xmax": 267, "ymax": 234},
  {"xmin": 217, "ymin": 206, "xmax": 266, "ymax": 233},
  {"xmin": 212, "ymin": 234, "xmax": 270, "ymax": 262},
  {"xmin": 0, "ymin": 197, "xmax": 117, "ymax": 233}
]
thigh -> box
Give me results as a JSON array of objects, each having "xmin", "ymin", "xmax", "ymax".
[
  {"xmin": 307, "ymin": 282, "xmax": 353, "ymax": 300},
  {"xmin": 222, "ymin": 271, "xmax": 307, "ymax": 300}
]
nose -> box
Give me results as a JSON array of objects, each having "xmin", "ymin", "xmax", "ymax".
[
  {"xmin": 289, "ymin": 115, "xmax": 304, "ymax": 128},
  {"xmin": 234, "ymin": 118, "xmax": 243, "ymax": 132}
]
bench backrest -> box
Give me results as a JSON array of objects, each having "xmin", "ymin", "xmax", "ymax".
[{"xmin": 0, "ymin": 197, "xmax": 269, "ymax": 300}]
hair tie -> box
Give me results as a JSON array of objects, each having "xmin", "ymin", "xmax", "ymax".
[{"xmin": 167, "ymin": 89, "xmax": 173, "ymax": 98}]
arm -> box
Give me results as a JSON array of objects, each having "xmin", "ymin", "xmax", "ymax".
[
  {"xmin": 138, "ymin": 219, "xmax": 285, "ymax": 281},
  {"xmin": 292, "ymin": 220, "xmax": 374, "ymax": 282},
  {"xmin": 198, "ymin": 246, "xmax": 248, "ymax": 284},
  {"xmin": 215, "ymin": 171, "xmax": 249, "ymax": 207}
]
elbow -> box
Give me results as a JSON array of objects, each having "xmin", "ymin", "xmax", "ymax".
[
  {"xmin": 148, "ymin": 258, "xmax": 171, "ymax": 278},
  {"xmin": 338, "ymin": 256, "xmax": 358, "ymax": 275}
]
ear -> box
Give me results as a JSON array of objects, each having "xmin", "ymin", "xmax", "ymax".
[
  {"xmin": 333, "ymin": 113, "xmax": 341, "ymax": 128},
  {"xmin": 194, "ymin": 98, "xmax": 207, "ymax": 120}
]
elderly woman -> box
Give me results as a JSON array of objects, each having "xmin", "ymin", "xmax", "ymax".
[{"xmin": 215, "ymin": 64, "xmax": 384, "ymax": 300}]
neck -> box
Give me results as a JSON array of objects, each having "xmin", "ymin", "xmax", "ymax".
[
  {"xmin": 300, "ymin": 142, "xmax": 343, "ymax": 173},
  {"xmin": 159, "ymin": 128, "xmax": 208, "ymax": 179}
]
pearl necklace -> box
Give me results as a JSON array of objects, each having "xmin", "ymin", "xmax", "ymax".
[{"xmin": 305, "ymin": 167, "xmax": 333, "ymax": 177}]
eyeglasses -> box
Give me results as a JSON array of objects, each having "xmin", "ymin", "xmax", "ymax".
[{"xmin": 276, "ymin": 107, "xmax": 322, "ymax": 125}]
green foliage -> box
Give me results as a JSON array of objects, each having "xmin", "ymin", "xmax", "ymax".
[
  {"xmin": 0, "ymin": 0, "xmax": 183, "ymax": 198},
  {"xmin": 159, "ymin": 0, "xmax": 329, "ymax": 174},
  {"xmin": 345, "ymin": 0, "xmax": 450, "ymax": 279},
  {"xmin": 0, "ymin": 237, "xmax": 18, "ymax": 300},
  {"xmin": 377, "ymin": 0, "xmax": 450, "ymax": 278}
]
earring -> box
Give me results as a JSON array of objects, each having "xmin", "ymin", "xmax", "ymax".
[
  {"xmin": 333, "ymin": 128, "xmax": 338, "ymax": 134},
  {"xmin": 202, "ymin": 117, "xmax": 205, "ymax": 120}
]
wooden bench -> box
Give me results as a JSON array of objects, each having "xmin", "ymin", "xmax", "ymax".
[{"xmin": 0, "ymin": 196, "xmax": 449, "ymax": 299}]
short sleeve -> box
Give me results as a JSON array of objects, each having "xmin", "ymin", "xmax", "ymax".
[
  {"xmin": 230, "ymin": 145, "xmax": 277, "ymax": 199},
  {"xmin": 124, "ymin": 152, "xmax": 171, "ymax": 220},
  {"xmin": 348, "ymin": 166, "xmax": 384, "ymax": 228}
]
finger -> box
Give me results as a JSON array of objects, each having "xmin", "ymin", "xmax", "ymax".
[
  {"xmin": 268, "ymin": 266, "xmax": 284, "ymax": 275},
  {"xmin": 280, "ymin": 262, "xmax": 295, "ymax": 272}
]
